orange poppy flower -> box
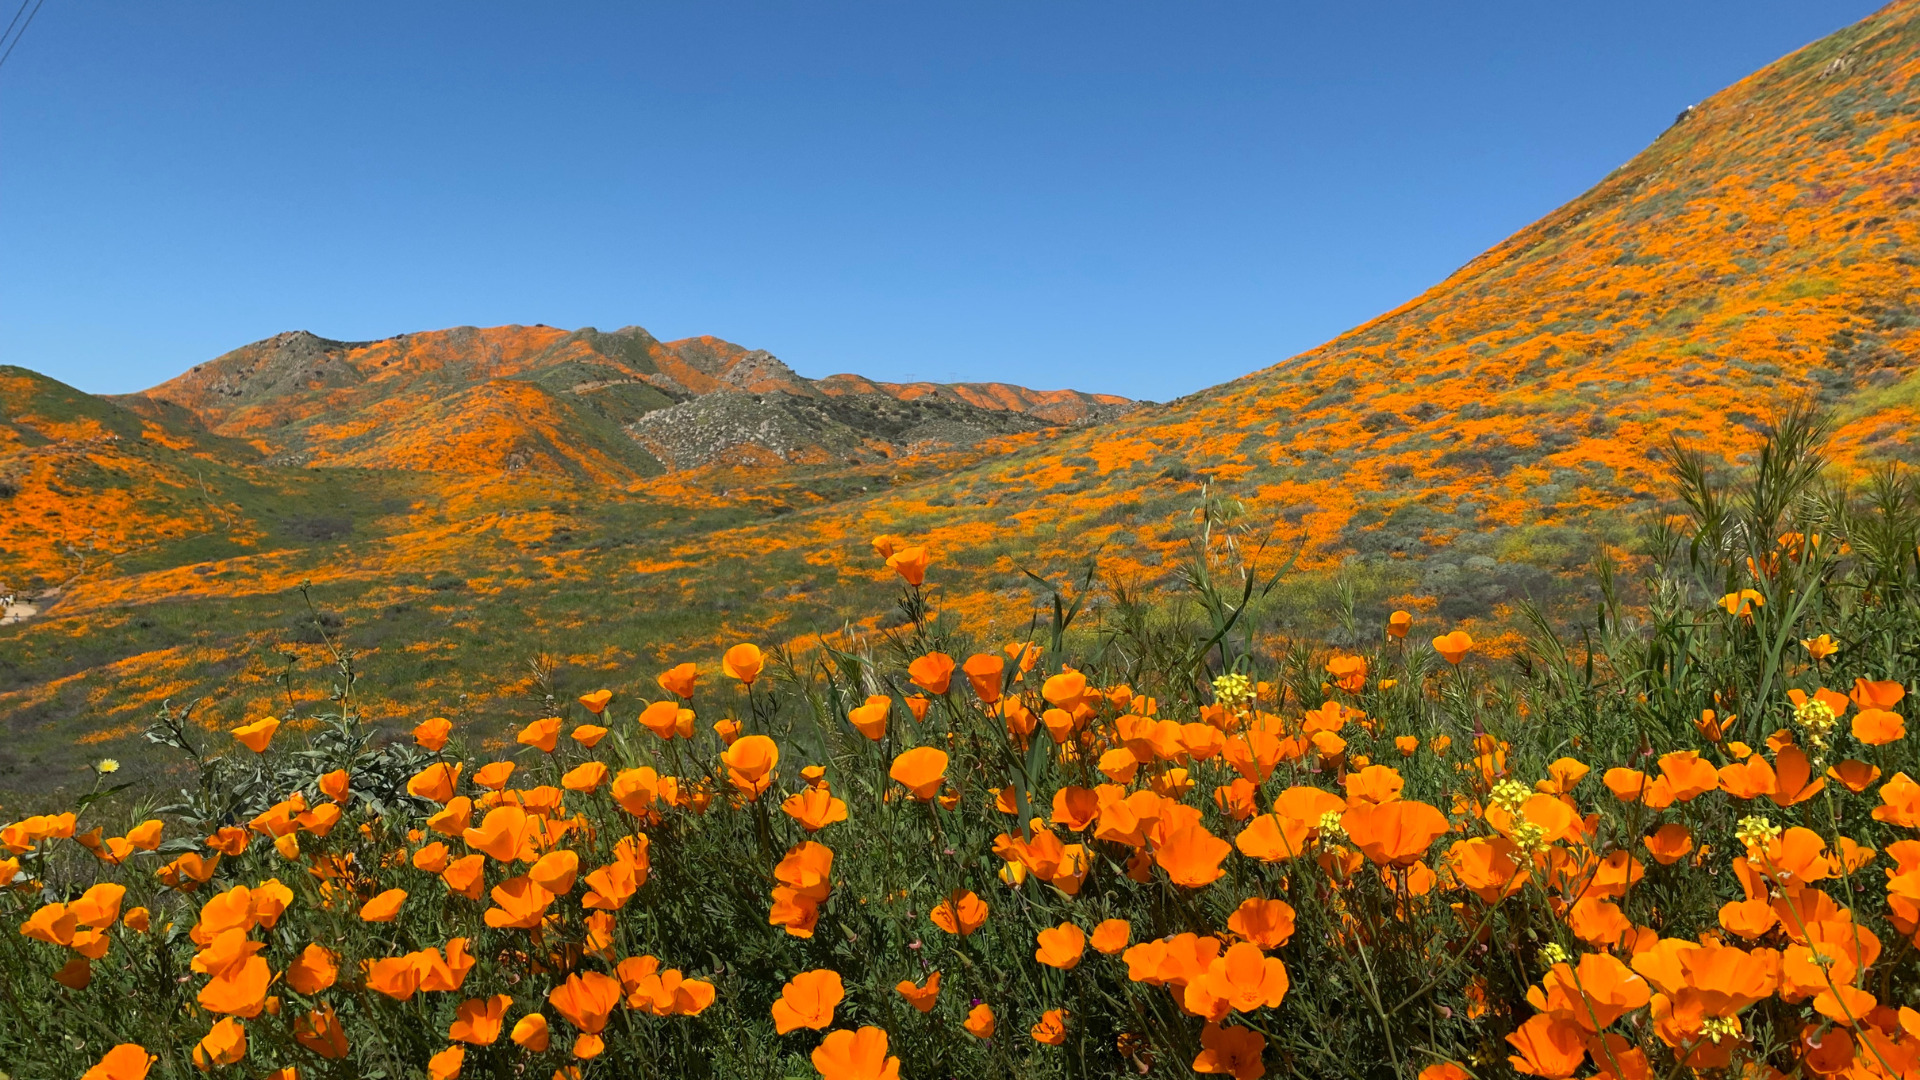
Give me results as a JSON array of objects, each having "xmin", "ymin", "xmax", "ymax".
[
  {"xmin": 1098, "ymin": 748, "xmax": 1140, "ymax": 784},
  {"xmin": 1227, "ymin": 898, "xmax": 1295, "ymax": 950},
  {"xmin": 655, "ymin": 663, "xmax": 697, "ymax": 699},
  {"xmin": 1041, "ymin": 670, "xmax": 1089, "ymax": 708},
  {"xmin": 441, "ymin": 854, "xmax": 486, "ymax": 900},
  {"xmin": 1505, "ymin": 1014, "xmax": 1586, "ymax": 1078},
  {"xmin": 449, "ymin": 994, "xmax": 511, "ymax": 1045},
  {"xmin": 1768, "ymin": 746, "xmax": 1826, "ymax": 807},
  {"xmin": 547, "ymin": 971, "xmax": 623, "ymax": 1058},
  {"xmin": 1031, "ymin": 1009, "xmax": 1069, "ymax": 1045},
  {"xmin": 317, "ymin": 770, "xmax": 350, "ymax": 804},
  {"xmin": 203, "ymin": 826, "xmax": 248, "ymax": 856},
  {"xmin": 123, "ymin": 907, "xmax": 150, "ymax": 933},
  {"xmin": 1431, "ymin": 631, "xmax": 1474, "ymax": 665},
  {"xmin": 962, "ymin": 654, "xmax": 1005, "ymax": 703},
  {"xmin": 358, "ymin": 888, "xmax": 407, "ymax": 923},
  {"xmin": 1191, "ymin": 942, "xmax": 1290, "ymax": 1014},
  {"xmin": 723, "ymin": 643, "xmax": 764, "ymax": 685},
  {"xmin": 471, "ymin": 760, "xmax": 516, "ymax": 790},
  {"xmin": 931, "ymin": 888, "xmax": 988, "ymax": 935},
  {"xmin": 896, "ymin": 971, "xmax": 940, "ymax": 1012},
  {"xmin": 846, "ymin": 695, "xmax": 892, "ymax": 740},
  {"xmin": 722, "ymin": 734, "xmax": 780, "ymax": 797},
  {"xmin": 511, "ymin": 1013, "xmax": 550, "ymax": 1052},
  {"xmin": 466, "ymin": 805, "xmax": 535, "ymax": 862},
  {"xmin": 1325, "ymin": 654, "xmax": 1366, "ymax": 692},
  {"xmin": 907, "ymin": 653, "xmax": 955, "ymax": 695},
  {"xmin": 561, "ymin": 762, "xmax": 608, "ymax": 793},
  {"xmin": 198, "ymin": 953, "xmax": 271, "ymax": 1017},
  {"xmin": 1091, "ymin": 918, "xmax": 1133, "ymax": 954},
  {"xmin": 293, "ymin": 1003, "xmax": 350, "ymax": 1058},
  {"xmin": 46, "ymin": 956, "xmax": 89, "ymax": 989},
  {"xmin": 67, "ymin": 882, "xmax": 124, "ymax": 931},
  {"xmin": 886, "ymin": 546, "xmax": 930, "ymax": 586},
  {"xmin": 231, "ymin": 716, "xmax": 280, "ymax": 752},
  {"xmin": 1446, "ymin": 836, "xmax": 1525, "ymax": 903},
  {"xmin": 889, "ymin": 746, "xmax": 948, "ymax": 801},
  {"xmin": 530, "ymin": 849, "xmax": 580, "ymax": 894},
  {"xmin": 413, "ymin": 939, "xmax": 475, "ymax": 993},
  {"xmin": 776, "ymin": 841, "xmax": 835, "ymax": 896},
  {"xmin": 1212, "ymin": 779, "xmax": 1258, "ymax": 822},
  {"xmin": 81, "ymin": 1044, "xmax": 155, "ymax": 1080},
  {"xmin": 1394, "ymin": 735, "xmax": 1419, "ymax": 756},
  {"xmin": 1828, "ymin": 759, "xmax": 1881, "ymax": 793},
  {"xmin": 422, "ymin": 800, "xmax": 471, "ymax": 840},
  {"xmin": 1851, "ymin": 677, "xmax": 1905, "ymax": 709},
  {"xmin": 286, "ymin": 944, "xmax": 339, "ymax": 995},
  {"xmin": 1386, "ymin": 610, "xmax": 1412, "ymax": 639},
  {"xmin": 578, "ymin": 689, "xmax": 613, "ymax": 714},
  {"xmin": 1193, "ymin": 1021, "xmax": 1266, "ymax": 1079},
  {"xmin": 1563, "ymin": 895, "xmax": 1629, "ymax": 947},
  {"xmin": 419, "ymin": 1046, "xmax": 462, "ymax": 1080},
  {"xmin": 158, "ymin": 851, "xmax": 221, "ymax": 890},
  {"xmin": 517, "ymin": 717, "xmax": 562, "ymax": 753},
  {"xmin": 1048, "ymin": 786, "xmax": 1098, "ymax": 831},
  {"xmin": 1239, "ymin": 798, "xmax": 1328, "ymax": 862},
  {"xmin": 192, "ymin": 1018, "xmax": 247, "ymax": 1069},
  {"xmin": 1154, "ymin": 820, "xmax": 1231, "ymax": 886},
  {"xmin": 1035, "ymin": 923, "xmax": 1086, "ymax": 969},
  {"xmin": 963, "ymin": 1003, "xmax": 996, "ymax": 1039},
  {"xmin": 414, "ymin": 717, "xmax": 453, "ymax": 750},
  {"xmin": 581, "ymin": 857, "xmax": 641, "ymax": 910},
  {"xmin": 1344, "ymin": 764, "xmax": 1405, "ymax": 806},
  {"xmin": 1802, "ymin": 634, "xmax": 1839, "ymax": 660},
  {"xmin": 408, "ymin": 763, "xmax": 463, "ymax": 804},
  {"xmin": 1874, "ymin": 772, "xmax": 1920, "ymax": 827},
  {"xmin": 1644, "ymin": 823, "xmax": 1693, "ymax": 865},
  {"xmin": 813, "ymin": 1026, "xmax": 902, "ymax": 1080},
  {"xmin": 1343, "ymin": 799, "xmax": 1448, "ymax": 868},
  {"xmin": 1675, "ymin": 942, "xmax": 1777, "ymax": 1018},
  {"xmin": 1655, "ymin": 751, "xmax": 1719, "ymax": 801},
  {"xmin": 1854, "ymin": 708, "xmax": 1906, "ymax": 746},
  {"xmin": 484, "ymin": 876, "xmax": 557, "ymax": 930},
  {"xmin": 771, "ymin": 968, "xmax": 843, "ymax": 1033},
  {"xmin": 635, "ymin": 700, "xmax": 678, "ymax": 739},
  {"xmin": 1599, "ymin": 768, "xmax": 1651, "ymax": 803},
  {"xmin": 781, "ymin": 786, "xmax": 849, "ymax": 832}
]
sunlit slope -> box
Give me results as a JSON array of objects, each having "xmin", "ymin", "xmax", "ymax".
[
  {"xmin": 666, "ymin": 0, "xmax": 1920, "ymax": 628},
  {"xmin": 0, "ymin": 365, "xmax": 272, "ymax": 590}
]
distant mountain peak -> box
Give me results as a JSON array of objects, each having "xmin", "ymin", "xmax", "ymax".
[{"xmin": 132, "ymin": 323, "xmax": 1137, "ymax": 477}]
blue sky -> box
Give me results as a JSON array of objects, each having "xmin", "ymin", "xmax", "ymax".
[{"xmin": 0, "ymin": 2, "xmax": 1874, "ymax": 402}]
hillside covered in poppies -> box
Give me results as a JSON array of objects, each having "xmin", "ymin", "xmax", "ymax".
[{"xmin": 6, "ymin": 0, "xmax": 1920, "ymax": 803}]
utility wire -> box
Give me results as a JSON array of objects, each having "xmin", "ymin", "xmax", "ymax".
[
  {"xmin": 0, "ymin": 0, "xmax": 32, "ymax": 55},
  {"xmin": 0, "ymin": 0, "xmax": 46, "ymax": 74}
]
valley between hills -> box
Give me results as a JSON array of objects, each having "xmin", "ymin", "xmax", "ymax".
[{"xmin": 6, "ymin": 0, "xmax": 1920, "ymax": 807}]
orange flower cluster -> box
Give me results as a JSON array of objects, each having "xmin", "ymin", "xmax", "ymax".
[{"xmin": 12, "ymin": 534, "xmax": 1920, "ymax": 1080}]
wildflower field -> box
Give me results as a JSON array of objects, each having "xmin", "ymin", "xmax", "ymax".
[{"xmin": 9, "ymin": 413, "xmax": 1920, "ymax": 1080}]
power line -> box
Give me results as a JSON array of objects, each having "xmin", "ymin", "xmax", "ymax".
[
  {"xmin": 0, "ymin": 0, "xmax": 32, "ymax": 54},
  {"xmin": 0, "ymin": 0, "xmax": 46, "ymax": 74}
]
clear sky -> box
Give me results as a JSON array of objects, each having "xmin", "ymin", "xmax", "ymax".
[{"xmin": 0, "ymin": 1, "xmax": 1877, "ymax": 402}]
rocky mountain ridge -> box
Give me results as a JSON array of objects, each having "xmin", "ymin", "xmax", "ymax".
[{"xmin": 128, "ymin": 324, "xmax": 1137, "ymax": 477}]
